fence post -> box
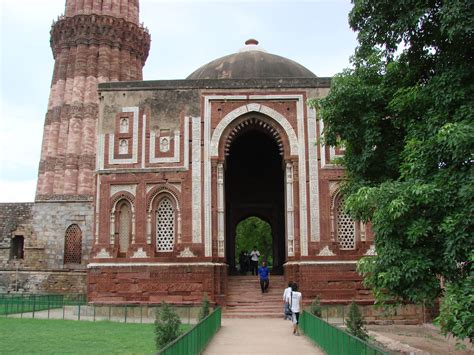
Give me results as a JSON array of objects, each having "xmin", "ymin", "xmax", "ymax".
[
  {"xmin": 32, "ymin": 295, "xmax": 36, "ymax": 319},
  {"xmin": 78, "ymin": 304, "xmax": 81, "ymax": 321},
  {"xmin": 124, "ymin": 305, "xmax": 128, "ymax": 323},
  {"xmin": 93, "ymin": 304, "xmax": 96, "ymax": 322}
]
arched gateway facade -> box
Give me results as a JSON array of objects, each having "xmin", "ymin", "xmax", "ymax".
[{"xmin": 88, "ymin": 41, "xmax": 377, "ymax": 303}]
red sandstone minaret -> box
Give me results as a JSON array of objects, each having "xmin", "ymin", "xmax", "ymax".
[{"xmin": 36, "ymin": 0, "xmax": 150, "ymax": 201}]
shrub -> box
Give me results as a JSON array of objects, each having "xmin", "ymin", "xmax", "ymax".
[
  {"xmin": 310, "ymin": 295, "xmax": 322, "ymax": 317},
  {"xmin": 346, "ymin": 301, "xmax": 368, "ymax": 341},
  {"xmin": 154, "ymin": 301, "xmax": 182, "ymax": 350},
  {"xmin": 198, "ymin": 293, "xmax": 210, "ymax": 321}
]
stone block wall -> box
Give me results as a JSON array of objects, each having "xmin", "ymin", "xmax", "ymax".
[
  {"xmin": 0, "ymin": 203, "xmax": 34, "ymax": 267},
  {"xmin": 88, "ymin": 263, "xmax": 228, "ymax": 304},
  {"xmin": 31, "ymin": 202, "xmax": 94, "ymax": 269},
  {"xmin": 0, "ymin": 270, "xmax": 86, "ymax": 294},
  {"xmin": 284, "ymin": 262, "xmax": 371, "ymax": 303}
]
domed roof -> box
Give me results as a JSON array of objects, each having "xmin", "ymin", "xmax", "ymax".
[{"xmin": 186, "ymin": 39, "xmax": 316, "ymax": 80}]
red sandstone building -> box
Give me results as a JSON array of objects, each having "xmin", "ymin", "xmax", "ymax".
[{"xmin": 1, "ymin": 0, "xmax": 376, "ymax": 306}]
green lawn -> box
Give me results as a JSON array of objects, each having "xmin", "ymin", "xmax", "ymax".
[{"xmin": 0, "ymin": 317, "xmax": 189, "ymax": 354}]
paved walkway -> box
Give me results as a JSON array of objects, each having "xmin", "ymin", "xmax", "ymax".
[{"xmin": 203, "ymin": 318, "xmax": 324, "ymax": 355}]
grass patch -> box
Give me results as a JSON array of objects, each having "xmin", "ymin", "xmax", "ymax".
[{"xmin": 0, "ymin": 317, "xmax": 190, "ymax": 354}]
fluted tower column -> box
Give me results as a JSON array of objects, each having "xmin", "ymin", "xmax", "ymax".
[{"xmin": 36, "ymin": 0, "xmax": 150, "ymax": 201}]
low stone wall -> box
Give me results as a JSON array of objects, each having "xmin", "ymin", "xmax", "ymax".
[
  {"xmin": 284, "ymin": 261, "xmax": 430, "ymax": 325},
  {"xmin": 88, "ymin": 263, "xmax": 228, "ymax": 304},
  {"xmin": 0, "ymin": 270, "xmax": 87, "ymax": 294},
  {"xmin": 317, "ymin": 304, "xmax": 426, "ymax": 325},
  {"xmin": 284, "ymin": 261, "xmax": 370, "ymax": 302}
]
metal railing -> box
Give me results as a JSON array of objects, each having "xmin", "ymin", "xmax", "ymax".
[
  {"xmin": 0, "ymin": 294, "xmax": 202, "ymax": 324},
  {"xmin": 0, "ymin": 294, "xmax": 86, "ymax": 316},
  {"xmin": 158, "ymin": 306, "xmax": 221, "ymax": 355},
  {"xmin": 300, "ymin": 311, "xmax": 388, "ymax": 355}
]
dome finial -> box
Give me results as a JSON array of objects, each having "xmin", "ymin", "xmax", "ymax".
[{"xmin": 245, "ymin": 38, "xmax": 259, "ymax": 45}]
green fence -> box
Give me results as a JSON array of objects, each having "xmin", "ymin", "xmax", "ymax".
[
  {"xmin": 158, "ymin": 306, "xmax": 221, "ymax": 355},
  {"xmin": 0, "ymin": 294, "xmax": 86, "ymax": 316},
  {"xmin": 300, "ymin": 311, "xmax": 388, "ymax": 355}
]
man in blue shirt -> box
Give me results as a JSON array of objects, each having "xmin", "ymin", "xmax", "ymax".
[{"xmin": 258, "ymin": 261, "xmax": 270, "ymax": 293}]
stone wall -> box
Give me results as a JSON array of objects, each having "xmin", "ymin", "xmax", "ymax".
[
  {"xmin": 31, "ymin": 202, "xmax": 94, "ymax": 269},
  {"xmin": 284, "ymin": 262, "xmax": 371, "ymax": 303},
  {"xmin": 0, "ymin": 270, "xmax": 86, "ymax": 294},
  {"xmin": 0, "ymin": 203, "xmax": 34, "ymax": 267},
  {"xmin": 88, "ymin": 263, "xmax": 228, "ymax": 304}
]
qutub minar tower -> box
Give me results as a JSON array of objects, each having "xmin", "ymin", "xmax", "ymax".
[
  {"xmin": 37, "ymin": 0, "xmax": 150, "ymax": 201},
  {"xmin": 0, "ymin": 0, "xmax": 426, "ymax": 323},
  {"xmin": 34, "ymin": 0, "xmax": 150, "ymax": 270}
]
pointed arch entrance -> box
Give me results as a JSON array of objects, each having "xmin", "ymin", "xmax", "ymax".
[{"xmin": 220, "ymin": 113, "xmax": 288, "ymax": 274}]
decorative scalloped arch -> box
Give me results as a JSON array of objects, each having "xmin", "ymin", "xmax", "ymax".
[
  {"xmin": 330, "ymin": 184, "xmax": 342, "ymax": 212},
  {"xmin": 220, "ymin": 116, "xmax": 286, "ymax": 157},
  {"xmin": 110, "ymin": 191, "xmax": 136, "ymax": 213},
  {"xmin": 146, "ymin": 184, "xmax": 181, "ymax": 212},
  {"xmin": 210, "ymin": 104, "xmax": 299, "ymax": 157}
]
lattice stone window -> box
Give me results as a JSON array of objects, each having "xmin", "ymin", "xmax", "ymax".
[
  {"xmin": 64, "ymin": 224, "xmax": 82, "ymax": 264},
  {"xmin": 156, "ymin": 197, "xmax": 175, "ymax": 252},
  {"xmin": 336, "ymin": 197, "xmax": 356, "ymax": 250},
  {"xmin": 119, "ymin": 202, "xmax": 131, "ymax": 253}
]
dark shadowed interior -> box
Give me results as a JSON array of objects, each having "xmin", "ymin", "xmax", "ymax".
[{"xmin": 225, "ymin": 125, "xmax": 285, "ymax": 274}]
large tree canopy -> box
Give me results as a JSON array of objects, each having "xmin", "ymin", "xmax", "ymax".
[{"xmin": 311, "ymin": 0, "xmax": 473, "ymax": 341}]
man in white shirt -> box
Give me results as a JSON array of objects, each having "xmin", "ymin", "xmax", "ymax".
[
  {"xmin": 249, "ymin": 246, "xmax": 260, "ymax": 275},
  {"xmin": 283, "ymin": 281, "xmax": 293, "ymax": 320},
  {"xmin": 286, "ymin": 282, "xmax": 302, "ymax": 336}
]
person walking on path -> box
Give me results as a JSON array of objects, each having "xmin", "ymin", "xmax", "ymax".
[
  {"xmin": 283, "ymin": 281, "xmax": 293, "ymax": 320},
  {"xmin": 287, "ymin": 282, "xmax": 302, "ymax": 335},
  {"xmin": 249, "ymin": 246, "xmax": 260, "ymax": 275},
  {"xmin": 257, "ymin": 260, "xmax": 270, "ymax": 293}
]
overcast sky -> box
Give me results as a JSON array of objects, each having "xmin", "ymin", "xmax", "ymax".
[{"xmin": 0, "ymin": 0, "xmax": 357, "ymax": 202}]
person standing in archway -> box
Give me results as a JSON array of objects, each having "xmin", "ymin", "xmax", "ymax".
[
  {"xmin": 258, "ymin": 260, "xmax": 270, "ymax": 293},
  {"xmin": 250, "ymin": 246, "xmax": 260, "ymax": 275}
]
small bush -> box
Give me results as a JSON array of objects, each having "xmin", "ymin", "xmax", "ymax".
[
  {"xmin": 346, "ymin": 301, "xmax": 368, "ymax": 341},
  {"xmin": 154, "ymin": 301, "xmax": 182, "ymax": 350},
  {"xmin": 310, "ymin": 296, "xmax": 322, "ymax": 317},
  {"xmin": 198, "ymin": 293, "xmax": 210, "ymax": 321}
]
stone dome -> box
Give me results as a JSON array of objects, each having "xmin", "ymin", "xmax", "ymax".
[{"xmin": 186, "ymin": 39, "xmax": 316, "ymax": 80}]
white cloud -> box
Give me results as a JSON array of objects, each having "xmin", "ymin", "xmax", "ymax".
[
  {"xmin": 0, "ymin": 99, "xmax": 42, "ymax": 182},
  {"xmin": 0, "ymin": 179, "xmax": 36, "ymax": 202}
]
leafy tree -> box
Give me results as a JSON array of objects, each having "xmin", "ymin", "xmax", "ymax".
[
  {"xmin": 235, "ymin": 216, "xmax": 273, "ymax": 266},
  {"xmin": 311, "ymin": 0, "xmax": 473, "ymax": 342},
  {"xmin": 310, "ymin": 295, "xmax": 322, "ymax": 318},
  {"xmin": 346, "ymin": 301, "xmax": 369, "ymax": 341},
  {"xmin": 154, "ymin": 302, "xmax": 182, "ymax": 350},
  {"xmin": 198, "ymin": 293, "xmax": 210, "ymax": 321}
]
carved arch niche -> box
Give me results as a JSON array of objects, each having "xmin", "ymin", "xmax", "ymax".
[
  {"xmin": 146, "ymin": 185, "xmax": 182, "ymax": 256},
  {"xmin": 329, "ymin": 183, "xmax": 366, "ymax": 253},
  {"xmin": 110, "ymin": 191, "xmax": 136, "ymax": 257}
]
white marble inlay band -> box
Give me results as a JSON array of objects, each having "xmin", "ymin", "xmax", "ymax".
[
  {"xmin": 192, "ymin": 116, "xmax": 202, "ymax": 243},
  {"xmin": 307, "ymin": 106, "xmax": 320, "ymax": 242},
  {"xmin": 150, "ymin": 129, "xmax": 181, "ymax": 163},
  {"xmin": 210, "ymin": 103, "xmax": 299, "ymax": 157},
  {"xmin": 294, "ymin": 96, "xmax": 308, "ymax": 256},
  {"xmin": 217, "ymin": 162, "xmax": 225, "ymax": 257},
  {"xmin": 110, "ymin": 184, "xmax": 137, "ymax": 197},
  {"xmin": 109, "ymin": 107, "xmax": 139, "ymax": 164}
]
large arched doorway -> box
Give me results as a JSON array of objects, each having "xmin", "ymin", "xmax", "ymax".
[{"xmin": 224, "ymin": 116, "xmax": 285, "ymax": 274}]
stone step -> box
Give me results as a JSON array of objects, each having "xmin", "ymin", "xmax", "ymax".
[{"xmin": 225, "ymin": 276, "xmax": 287, "ymax": 318}]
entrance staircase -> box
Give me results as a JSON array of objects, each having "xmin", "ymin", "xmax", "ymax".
[{"xmin": 223, "ymin": 275, "xmax": 286, "ymax": 318}]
